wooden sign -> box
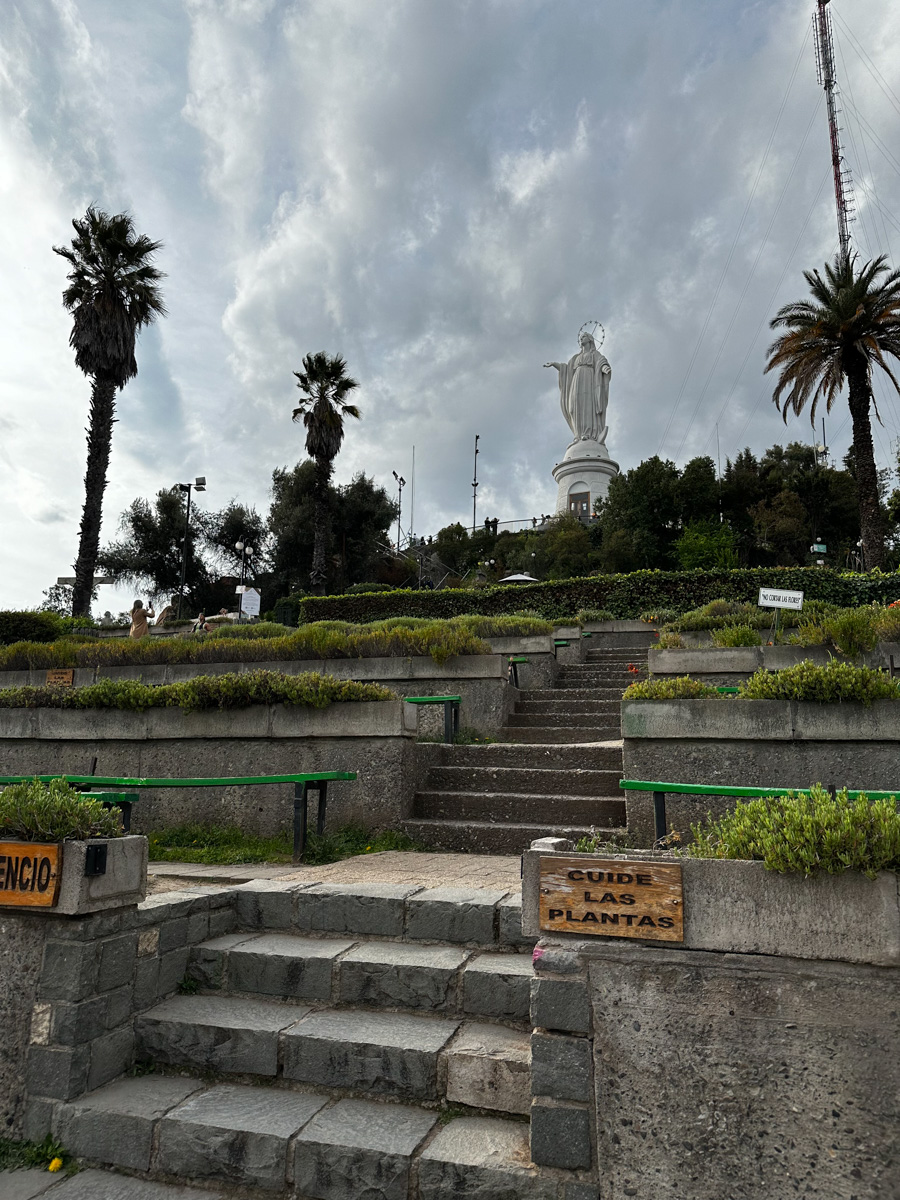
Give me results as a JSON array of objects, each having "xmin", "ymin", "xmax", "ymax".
[
  {"xmin": 0, "ymin": 842, "xmax": 61, "ymax": 907},
  {"xmin": 539, "ymin": 857, "xmax": 684, "ymax": 942},
  {"xmin": 46, "ymin": 669, "xmax": 74, "ymax": 687}
]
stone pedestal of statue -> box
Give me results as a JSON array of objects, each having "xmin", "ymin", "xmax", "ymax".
[{"xmin": 552, "ymin": 438, "xmax": 620, "ymax": 516}]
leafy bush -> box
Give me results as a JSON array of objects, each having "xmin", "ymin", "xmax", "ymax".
[
  {"xmin": 689, "ymin": 784, "xmax": 900, "ymax": 877},
  {"xmin": 656, "ymin": 631, "xmax": 684, "ymax": 649},
  {"xmin": 623, "ymin": 675, "xmax": 721, "ymax": 700},
  {"xmin": 0, "ymin": 671, "xmax": 396, "ymax": 713},
  {"xmin": 873, "ymin": 605, "xmax": 900, "ymax": 643},
  {"xmin": 0, "ymin": 778, "xmax": 123, "ymax": 840},
  {"xmin": 574, "ymin": 608, "xmax": 615, "ymax": 623},
  {"xmin": 208, "ymin": 622, "xmax": 294, "ymax": 640},
  {"xmin": 274, "ymin": 567, "xmax": 900, "ymax": 626},
  {"xmin": 710, "ymin": 624, "xmax": 762, "ymax": 647},
  {"xmin": 0, "ymin": 611, "xmax": 62, "ymax": 646},
  {"xmin": 641, "ymin": 608, "xmax": 680, "ymax": 625},
  {"xmin": 667, "ymin": 600, "xmax": 773, "ymax": 632},
  {"xmin": 822, "ymin": 607, "xmax": 878, "ymax": 656},
  {"xmin": 739, "ymin": 659, "xmax": 899, "ymax": 705}
]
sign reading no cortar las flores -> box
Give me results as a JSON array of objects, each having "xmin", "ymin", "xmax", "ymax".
[
  {"xmin": 539, "ymin": 857, "xmax": 683, "ymax": 942},
  {"xmin": 758, "ymin": 587, "xmax": 804, "ymax": 610}
]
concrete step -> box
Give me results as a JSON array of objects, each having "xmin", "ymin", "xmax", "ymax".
[
  {"xmin": 507, "ymin": 711, "xmax": 619, "ymax": 728},
  {"xmin": 519, "ymin": 687, "xmax": 625, "ymax": 701},
  {"xmin": 497, "ymin": 725, "xmax": 620, "ymax": 743},
  {"xmin": 425, "ymin": 764, "xmax": 622, "ymax": 795},
  {"xmin": 402, "ymin": 816, "xmax": 625, "ymax": 854},
  {"xmin": 53, "ymin": 1076, "xmax": 547, "ymax": 1197},
  {"xmin": 413, "ymin": 790, "xmax": 626, "ymax": 825},
  {"xmin": 427, "ymin": 741, "xmax": 623, "ymax": 768},
  {"xmin": 515, "ymin": 698, "xmax": 620, "ymax": 714}
]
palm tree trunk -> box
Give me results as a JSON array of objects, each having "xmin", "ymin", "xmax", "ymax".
[
  {"xmin": 72, "ymin": 377, "xmax": 117, "ymax": 616},
  {"xmin": 309, "ymin": 455, "xmax": 333, "ymax": 594},
  {"xmin": 846, "ymin": 356, "xmax": 885, "ymax": 569}
]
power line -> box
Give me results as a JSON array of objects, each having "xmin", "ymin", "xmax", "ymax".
[
  {"xmin": 655, "ymin": 22, "xmax": 812, "ymax": 458},
  {"xmin": 831, "ymin": 7, "xmax": 900, "ymax": 123}
]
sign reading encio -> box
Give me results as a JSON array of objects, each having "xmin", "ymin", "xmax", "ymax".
[{"xmin": 758, "ymin": 587, "xmax": 804, "ymax": 611}]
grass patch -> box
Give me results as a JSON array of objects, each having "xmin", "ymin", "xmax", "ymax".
[
  {"xmin": 0, "ymin": 1135, "xmax": 71, "ymax": 1174},
  {"xmin": 148, "ymin": 822, "xmax": 425, "ymax": 866}
]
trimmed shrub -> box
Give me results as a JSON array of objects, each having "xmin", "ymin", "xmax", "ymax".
[
  {"xmin": 0, "ymin": 611, "xmax": 62, "ymax": 646},
  {"xmin": 575, "ymin": 608, "xmax": 616, "ymax": 623},
  {"xmin": 739, "ymin": 660, "xmax": 900, "ymax": 705},
  {"xmin": 0, "ymin": 778, "xmax": 123, "ymax": 840},
  {"xmin": 623, "ymin": 675, "xmax": 721, "ymax": 700},
  {"xmin": 0, "ymin": 671, "xmax": 396, "ymax": 713},
  {"xmin": 822, "ymin": 607, "xmax": 878, "ymax": 656},
  {"xmin": 656, "ymin": 631, "xmax": 684, "ymax": 649},
  {"xmin": 689, "ymin": 784, "xmax": 900, "ymax": 877},
  {"xmin": 208, "ymin": 622, "xmax": 294, "ymax": 640},
  {"xmin": 710, "ymin": 624, "xmax": 762, "ymax": 647}
]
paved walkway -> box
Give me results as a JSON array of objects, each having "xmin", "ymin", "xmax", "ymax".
[
  {"xmin": 0, "ymin": 1167, "xmax": 219, "ymax": 1199},
  {"xmin": 147, "ymin": 850, "xmax": 522, "ymax": 895}
]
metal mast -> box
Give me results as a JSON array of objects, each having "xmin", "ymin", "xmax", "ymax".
[{"xmin": 813, "ymin": 0, "xmax": 854, "ymax": 257}]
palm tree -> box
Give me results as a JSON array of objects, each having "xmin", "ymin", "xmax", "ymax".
[
  {"xmin": 765, "ymin": 253, "xmax": 900, "ymax": 569},
  {"xmin": 292, "ymin": 353, "xmax": 360, "ymax": 591},
  {"xmin": 54, "ymin": 208, "xmax": 166, "ymax": 615}
]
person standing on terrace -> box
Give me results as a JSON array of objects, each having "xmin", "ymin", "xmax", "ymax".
[{"xmin": 129, "ymin": 599, "xmax": 154, "ymax": 639}]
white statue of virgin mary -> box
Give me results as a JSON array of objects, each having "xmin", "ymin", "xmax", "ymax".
[{"xmin": 544, "ymin": 332, "xmax": 611, "ymax": 444}]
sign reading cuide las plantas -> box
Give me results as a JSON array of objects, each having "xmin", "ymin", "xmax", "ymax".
[
  {"xmin": 539, "ymin": 857, "xmax": 683, "ymax": 941},
  {"xmin": 0, "ymin": 842, "xmax": 61, "ymax": 907}
]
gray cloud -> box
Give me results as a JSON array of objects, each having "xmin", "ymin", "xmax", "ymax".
[{"xmin": 2, "ymin": 0, "xmax": 900, "ymax": 609}]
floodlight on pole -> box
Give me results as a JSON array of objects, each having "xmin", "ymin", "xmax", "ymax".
[
  {"xmin": 392, "ymin": 471, "xmax": 406, "ymax": 550},
  {"xmin": 176, "ymin": 476, "xmax": 207, "ymax": 619}
]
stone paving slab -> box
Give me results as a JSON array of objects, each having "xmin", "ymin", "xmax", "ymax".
[
  {"xmin": 418, "ymin": 1117, "xmax": 557, "ymax": 1199},
  {"xmin": 0, "ymin": 1169, "xmax": 61, "ymax": 1199},
  {"xmin": 295, "ymin": 883, "xmax": 421, "ymax": 937},
  {"xmin": 40, "ymin": 1169, "xmax": 224, "ymax": 1199},
  {"xmin": 444, "ymin": 1021, "xmax": 531, "ymax": 1115},
  {"xmin": 338, "ymin": 941, "xmax": 470, "ymax": 1010},
  {"xmin": 406, "ymin": 887, "xmax": 510, "ymax": 945},
  {"xmin": 293, "ymin": 1098, "xmax": 437, "ymax": 1200},
  {"xmin": 53, "ymin": 1076, "xmax": 203, "ymax": 1172},
  {"xmin": 135, "ymin": 994, "xmax": 309, "ymax": 1076},
  {"xmin": 157, "ymin": 1083, "xmax": 326, "ymax": 1190},
  {"xmin": 283, "ymin": 1007, "xmax": 460, "ymax": 1097}
]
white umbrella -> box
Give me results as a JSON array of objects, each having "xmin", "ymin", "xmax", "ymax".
[{"xmin": 498, "ymin": 573, "xmax": 539, "ymax": 583}]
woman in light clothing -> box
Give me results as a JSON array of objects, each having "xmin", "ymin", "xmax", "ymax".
[{"xmin": 129, "ymin": 600, "xmax": 154, "ymax": 639}]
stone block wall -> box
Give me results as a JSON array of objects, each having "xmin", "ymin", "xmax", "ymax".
[{"xmin": 2, "ymin": 890, "xmax": 236, "ymax": 1139}]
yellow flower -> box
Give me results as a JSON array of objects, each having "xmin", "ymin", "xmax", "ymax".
[{"xmin": 48, "ymin": 1158, "xmax": 63, "ymax": 1173}]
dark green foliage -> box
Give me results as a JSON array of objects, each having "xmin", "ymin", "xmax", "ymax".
[
  {"xmin": 0, "ymin": 778, "xmax": 123, "ymax": 840},
  {"xmin": 0, "ymin": 671, "xmax": 395, "ymax": 713},
  {"xmin": 0, "ymin": 611, "xmax": 63, "ymax": 645},
  {"xmin": 739, "ymin": 660, "xmax": 900, "ymax": 705},
  {"xmin": 675, "ymin": 521, "xmax": 738, "ymax": 570},
  {"xmin": 288, "ymin": 566, "xmax": 900, "ymax": 625},
  {"xmin": 623, "ymin": 676, "xmax": 721, "ymax": 700},
  {"xmin": 345, "ymin": 583, "xmax": 395, "ymax": 594},
  {"xmin": 689, "ymin": 784, "xmax": 900, "ymax": 877}
]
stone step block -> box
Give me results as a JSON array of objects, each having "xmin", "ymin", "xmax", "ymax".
[
  {"xmin": 292, "ymin": 1097, "xmax": 437, "ymax": 1200},
  {"xmin": 401, "ymin": 818, "xmax": 623, "ymax": 856},
  {"xmin": 53, "ymin": 1075, "xmax": 203, "ymax": 1172},
  {"xmin": 425, "ymin": 764, "xmax": 621, "ymax": 795},
  {"xmin": 418, "ymin": 1116, "xmax": 558, "ymax": 1200},
  {"xmin": 519, "ymin": 687, "xmax": 626, "ymax": 701},
  {"xmin": 412, "ymin": 790, "xmax": 626, "ymax": 827},
  {"xmin": 210, "ymin": 932, "xmax": 356, "ymax": 1001},
  {"xmin": 507, "ymin": 711, "xmax": 617, "ymax": 728},
  {"xmin": 282, "ymin": 1008, "xmax": 459, "ymax": 1099},
  {"xmin": 156, "ymin": 1082, "xmax": 326, "ymax": 1191},
  {"xmin": 443, "ymin": 1021, "xmax": 531, "ymax": 1115},
  {"xmin": 337, "ymin": 941, "xmax": 470, "ymax": 1011},
  {"xmin": 429, "ymin": 741, "xmax": 622, "ymax": 769},
  {"xmin": 516, "ymin": 698, "xmax": 620, "ymax": 713},
  {"xmin": 405, "ymin": 886, "xmax": 509, "ymax": 945},
  {"xmin": 295, "ymin": 883, "xmax": 421, "ymax": 938},
  {"xmin": 463, "ymin": 952, "xmax": 534, "ymax": 1021},
  {"xmin": 497, "ymin": 726, "xmax": 619, "ymax": 744},
  {"xmin": 135, "ymin": 994, "xmax": 309, "ymax": 1076}
]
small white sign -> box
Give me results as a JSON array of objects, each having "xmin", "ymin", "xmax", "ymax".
[
  {"xmin": 758, "ymin": 587, "xmax": 804, "ymax": 611},
  {"xmin": 239, "ymin": 588, "xmax": 261, "ymax": 617}
]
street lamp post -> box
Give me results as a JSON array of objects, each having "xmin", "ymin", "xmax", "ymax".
[
  {"xmin": 472, "ymin": 434, "xmax": 480, "ymax": 532},
  {"xmin": 176, "ymin": 476, "xmax": 206, "ymax": 619},
  {"xmin": 235, "ymin": 540, "xmax": 254, "ymax": 620},
  {"xmin": 392, "ymin": 471, "xmax": 406, "ymax": 551}
]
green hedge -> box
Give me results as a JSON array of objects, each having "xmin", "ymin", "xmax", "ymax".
[
  {"xmin": 281, "ymin": 567, "xmax": 900, "ymax": 625},
  {"xmin": 0, "ymin": 611, "xmax": 63, "ymax": 645},
  {"xmin": 0, "ymin": 671, "xmax": 395, "ymax": 713}
]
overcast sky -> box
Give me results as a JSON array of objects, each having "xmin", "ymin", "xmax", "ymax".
[{"xmin": 3, "ymin": 0, "xmax": 900, "ymax": 611}]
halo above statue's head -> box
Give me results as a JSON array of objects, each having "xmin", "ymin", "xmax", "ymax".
[{"xmin": 578, "ymin": 321, "xmax": 605, "ymax": 348}]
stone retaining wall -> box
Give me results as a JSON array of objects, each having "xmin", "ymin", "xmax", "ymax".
[{"xmin": 649, "ymin": 640, "xmax": 900, "ymax": 683}]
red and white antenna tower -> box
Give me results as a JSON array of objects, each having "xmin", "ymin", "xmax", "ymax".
[{"xmin": 813, "ymin": 0, "xmax": 855, "ymax": 257}]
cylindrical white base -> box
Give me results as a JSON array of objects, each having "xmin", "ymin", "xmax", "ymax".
[{"xmin": 552, "ymin": 439, "xmax": 620, "ymax": 516}]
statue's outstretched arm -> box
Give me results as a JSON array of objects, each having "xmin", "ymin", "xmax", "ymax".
[{"xmin": 543, "ymin": 362, "xmax": 563, "ymax": 370}]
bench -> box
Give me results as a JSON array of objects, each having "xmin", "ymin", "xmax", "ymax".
[
  {"xmin": 404, "ymin": 696, "xmax": 461, "ymax": 743},
  {"xmin": 0, "ymin": 771, "xmax": 356, "ymax": 863},
  {"xmin": 620, "ymin": 778, "xmax": 900, "ymax": 844}
]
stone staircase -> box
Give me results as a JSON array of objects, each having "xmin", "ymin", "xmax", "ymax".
[
  {"xmin": 50, "ymin": 882, "xmax": 562, "ymax": 1198},
  {"xmin": 404, "ymin": 631, "xmax": 655, "ymax": 853}
]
